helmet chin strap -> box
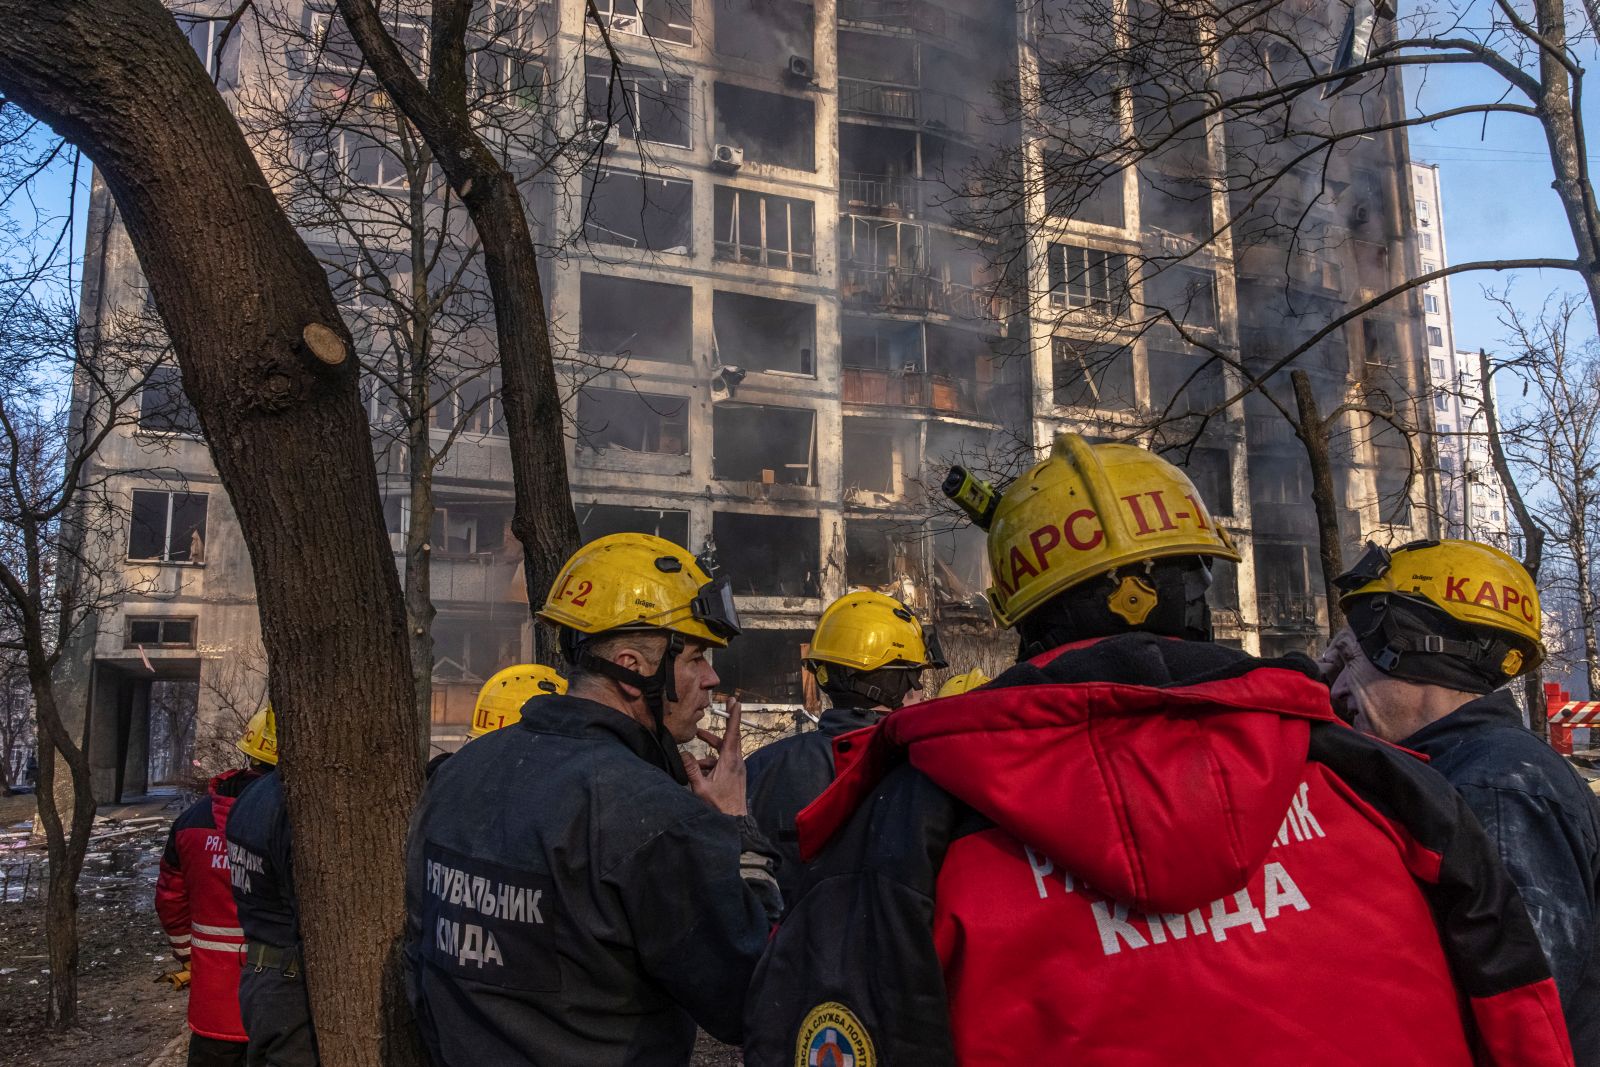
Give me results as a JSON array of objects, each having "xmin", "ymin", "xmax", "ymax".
[{"xmin": 569, "ymin": 630, "xmax": 690, "ymax": 784}]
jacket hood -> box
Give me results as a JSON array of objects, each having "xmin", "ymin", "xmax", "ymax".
[
  {"xmin": 811, "ymin": 634, "xmax": 1337, "ymax": 913},
  {"xmin": 209, "ymin": 768, "xmax": 260, "ymax": 834}
]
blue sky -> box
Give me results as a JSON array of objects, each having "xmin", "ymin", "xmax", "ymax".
[{"xmin": 1404, "ymin": 55, "xmax": 1600, "ymax": 351}]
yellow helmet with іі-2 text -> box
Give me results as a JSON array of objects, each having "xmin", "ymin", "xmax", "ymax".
[
  {"xmin": 936, "ymin": 669, "xmax": 991, "ymax": 698},
  {"xmin": 471, "ymin": 664, "xmax": 567, "ymax": 737},
  {"xmin": 953, "ymin": 433, "xmax": 1239, "ymax": 629},
  {"xmin": 237, "ymin": 706, "xmax": 278, "ymax": 766},
  {"xmin": 537, "ymin": 533, "xmax": 740, "ymax": 647}
]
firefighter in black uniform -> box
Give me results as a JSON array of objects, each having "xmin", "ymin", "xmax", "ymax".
[
  {"xmin": 226, "ymin": 741, "xmax": 319, "ymax": 1067},
  {"xmin": 404, "ymin": 533, "xmax": 782, "ymax": 1067},
  {"xmin": 745, "ymin": 590, "xmax": 944, "ymax": 907}
]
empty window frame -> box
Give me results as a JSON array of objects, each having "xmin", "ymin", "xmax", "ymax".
[
  {"xmin": 1181, "ymin": 446, "xmax": 1233, "ymax": 517},
  {"xmin": 129, "ymin": 489, "xmax": 209, "ymax": 564},
  {"xmin": 585, "ymin": 59, "xmax": 692, "ymax": 148},
  {"xmin": 712, "ymin": 83, "xmax": 815, "ymax": 170},
  {"xmin": 1143, "ymin": 267, "xmax": 1217, "ymax": 330},
  {"xmin": 577, "ymin": 387, "xmax": 689, "ymax": 454},
  {"xmin": 580, "ymin": 274, "xmax": 692, "ymax": 363},
  {"xmin": 430, "ymin": 506, "xmax": 508, "ymax": 557},
  {"xmin": 126, "ymin": 616, "xmax": 197, "ymax": 649},
  {"xmin": 590, "ymin": 0, "xmax": 693, "ymax": 45},
  {"xmin": 1146, "ymin": 348, "xmax": 1225, "ymax": 415},
  {"xmin": 713, "ymin": 512, "xmax": 821, "ymax": 597},
  {"xmin": 307, "ymin": 10, "xmax": 425, "ymax": 75},
  {"xmin": 845, "ymin": 519, "xmax": 923, "ymax": 589},
  {"xmin": 584, "ymin": 168, "xmax": 693, "ymax": 252},
  {"xmin": 430, "ymin": 372, "xmax": 505, "ymax": 436},
  {"xmin": 308, "ymin": 127, "xmax": 409, "ymax": 190},
  {"xmin": 576, "ymin": 503, "xmax": 689, "ymax": 544},
  {"xmin": 1047, "ymin": 244, "xmax": 1128, "ymax": 310},
  {"xmin": 1043, "ymin": 150, "xmax": 1124, "ymax": 228},
  {"xmin": 471, "ymin": 48, "xmax": 544, "ymax": 111},
  {"xmin": 178, "ymin": 15, "xmax": 241, "ymax": 88},
  {"xmin": 715, "ymin": 0, "xmax": 814, "ymax": 67},
  {"xmin": 1052, "ymin": 337, "xmax": 1134, "ymax": 409},
  {"xmin": 139, "ymin": 366, "xmax": 202, "ymax": 436},
  {"xmin": 841, "ymin": 317, "xmax": 922, "ymax": 370},
  {"xmin": 714, "ymin": 186, "xmax": 815, "ymax": 271},
  {"xmin": 710, "ymin": 628, "xmax": 810, "ymax": 705},
  {"xmin": 843, "ymin": 420, "xmax": 900, "ymax": 495},
  {"xmin": 712, "ymin": 403, "xmax": 816, "ymax": 484},
  {"xmin": 712, "ymin": 290, "xmax": 816, "ymax": 375}
]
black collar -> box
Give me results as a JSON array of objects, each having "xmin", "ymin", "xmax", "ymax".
[
  {"xmin": 1402, "ymin": 689, "xmax": 1524, "ymax": 751},
  {"xmin": 516, "ymin": 693, "xmax": 681, "ymax": 779},
  {"xmin": 818, "ymin": 705, "xmax": 886, "ymax": 737}
]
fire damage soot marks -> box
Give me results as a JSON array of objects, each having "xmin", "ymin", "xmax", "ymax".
[
  {"xmin": 1022, "ymin": 781, "xmax": 1324, "ymax": 957},
  {"xmin": 422, "ymin": 846, "xmax": 558, "ymax": 991}
]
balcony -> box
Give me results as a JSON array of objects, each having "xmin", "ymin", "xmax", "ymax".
[
  {"xmin": 425, "ymin": 553, "xmax": 524, "ymax": 605},
  {"xmin": 839, "ymin": 79, "xmax": 987, "ymax": 138},
  {"xmin": 841, "ymin": 366, "xmax": 1023, "ymax": 423},
  {"xmin": 840, "ymin": 173, "xmax": 954, "ymax": 224},
  {"xmin": 841, "ymin": 263, "xmax": 1006, "ymax": 320},
  {"xmin": 1257, "ymin": 592, "xmax": 1324, "ymax": 630}
]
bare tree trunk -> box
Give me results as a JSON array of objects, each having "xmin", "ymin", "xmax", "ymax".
[
  {"xmin": 0, "ymin": 5, "xmax": 423, "ymax": 1062},
  {"xmin": 1533, "ymin": 0, "xmax": 1600, "ymax": 316},
  {"xmin": 334, "ymin": 0, "xmax": 581, "ymax": 664},
  {"xmin": 405, "ymin": 421, "xmax": 435, "ymax": 756},
  {"xmin": 1479, "ymin": 349, "xmax": 1550, "ymax": 738},
  {"xmin": 30, "ymin": 673, "xmax": 95, "ymax": 1029},
  {"xmin": 1292, "ymin": 370, "xmax": 1347, "ymax": 637}
]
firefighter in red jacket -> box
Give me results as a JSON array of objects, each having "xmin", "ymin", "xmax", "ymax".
[
  {"xmin": 743, "ymin": 433, "xmax": 1575, "ymax": 1066},
  {"xmin": 156, "ymin": 707, "xmax": 276, "ymax": 1067}
]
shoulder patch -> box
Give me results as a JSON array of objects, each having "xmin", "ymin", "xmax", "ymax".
[{"xmin": 795, "ymin": 1001, "xmax": 875, "ymax": 1067}]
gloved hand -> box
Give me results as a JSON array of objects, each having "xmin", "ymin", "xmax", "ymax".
[{"xmin": 156, "ymin": 968, "xmax": 191, "ymax": 990}]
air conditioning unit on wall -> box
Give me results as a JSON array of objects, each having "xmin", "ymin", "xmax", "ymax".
[
  {"xmin": 712, "ymin": 144, "xmax": 745, "ymax": 171},
  {"xmin": 582, "ymin": 119, "xmax": 621, "ymax": 147}
]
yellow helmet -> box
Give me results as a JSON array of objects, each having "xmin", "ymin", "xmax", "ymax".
[
  {"xmin": 936, "ymin": 669, "xmax": 991, "ymax": 698},
  {"xmin": 977, "ymin": 433, "xmax": 1239, "ymax": 628},
  {"xmin": 237, "ymin": 706, "xmax": 278, "ymax": 766},
  {"xmin": 537, "ymin": 533, "xmax": 741, "ymax": 647},
  {"xmin": 805, "ymin": 591, "xmax": 947, "ymax": 673},
  {"xmin": 1335, "ymin": 539, "xmax": 1544, "ymax": 676},
  {"xmin": 471, "ymin": 664, "xmax": 567, "ymax": 737}
]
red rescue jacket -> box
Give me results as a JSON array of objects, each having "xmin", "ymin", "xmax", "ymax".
[
  {"xmin": 742, "ymin": 635, "xmax": 1575, "ymax": 1066},
  {"xmin": 156, "ymin": 768, "xmax": 259, "ymax": 1041}
]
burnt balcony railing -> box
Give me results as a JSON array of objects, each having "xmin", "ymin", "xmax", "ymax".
[
  {"xmin": 841, "ymin": 173, "xmax": 916, "ymax": 215},
  {"xmin": 839, "ymin": 78, "xmax": 989, "ymax": 139},
  {"xmin": 1257, "ymin": 592, "xmax": 1323, "ymax": 629},
  {"xmin": 838, "ymin": 0, "xmax": 913, "ymax": 24},
  {"xmin": 841, "ymin": 366, "xmax": 1024, "ymax": 423},
  {"xmin": 840, "ymin": 263, "xmax": 1007, "ymax": 320}
]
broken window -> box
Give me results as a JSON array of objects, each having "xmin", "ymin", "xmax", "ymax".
[
  {"xmin": 842, "ymin": 419, "xmax": 903, "ymax": 496},
  {"xmin": 580, "ymin": 274, "xmax": 692, "ymax": 363},
  {"xmin": 178, "ymin": 14, "xmax": 241, "ymax": 88},
  {"xmin": 930, "ymin": 521, "xmax": 989, "ymax": 612},
  {"xmin": 714, "ymin": 186, "xmax": 815, "ymax": 271},
  {"xmin": 312, "ymin": 127, "xmax": 410, "ymax": 190},
  {"xmin": 576, "ymin": 502, "xmax": 689, "ymax": 545},
  {"xmin": 1048, "ymin": 244, "xmax": 1129, "ymax": 310},
  {"xmin": 1147, "ymin": 347, "xmax": 1225, "ymax": 416},
  {"xmin": 712, "ymin": 290, "xmax": 815, "ymax": 375},
  {"xmin": 577, "ymin": 387, "xmax": 690, "ymax": 454},
  {"xmin": 585, "ymin": 59, "xmax": 692, "ymax": 148},
  {"xmin": 126, "ymin": 616, "xmax": 197, "ymax": 649},
  {"xmin": 712, "ymin": 83, "xmax": 815, "ymax": 170},
  {"xmin": 1210, "ymin": 558, "xmax": 1239, "ymax": 611},
  {"xmin": 431, "ymin": 615, "xmax": 525, "ymax": 713},
  {"xmin": 711, "ymin": 628, "xmax": 810, "ymax": 705},
  {"xmin": 430, "ymin": 370, "xmax": 504, "ymax": 436},
  {"xmin": 1143, "ymin": 267, "xmax": 1217, "ymax": 330},
  {"xmin": 841, "ymin": 317, "xmax": 921, "ymax": 370},
  {"xmin": 1053, "ymin": 337, "xmax": 1134, "ymax": 410},
  {"xmin": 839, "ymin": 30, "xmax": 916, "ymax": 85},
  {"xmin": 590, "ymin": 0, "xmax": 693, "ymax": 45},
  {"xmin": 583, "ymin": 168, "xmax": 693, "ymax": 252},
  {"xmin": 429, "ymin": 504, "xmax": 509, "ymax": 557},
  {"xmin": 1254, "ymin": 543, "xmax": 1313, "ymax": 626},
  {"xmin": 713, "ymin": 403, "xmax": 815, "ymax": 484},
  {"xmin": 307, "ymin": 9, "xmax": 426, "ymax": 76},
  {"xmin": 714, "ymin": 0, "xmax": 814, "ymax": 70},
  {"xmin": 839, "ymin": 125, "xmax": 918, "ymax": 215},
  {"xmin": 1046, "ymin": 164, "xmax": 1125, "ymax": 229},
  {"xmin": 846, "ymin": 519, "xmax": 924, "ymax": 590},
  {"xmin": 129, "ymin": 489, "xmax": 209, "ymax": 564},
  {"xmin": 1181, "ymin": 446, "xmax": 1233, "ymax": 517},
  {"xmin": 139, "ymin": 366, "xmax": 202, "ymax": 436},
  {"xmin": 713, "ymin": 512, "xmax": 821, "ymax": 597}
]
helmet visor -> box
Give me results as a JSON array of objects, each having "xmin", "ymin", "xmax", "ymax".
[
  {"xmin": 692, "ymin": 577, "xmax": 742, "ymax": 640},
  {"xmin": 1333, "ymin": 541, "xmax": 1391, "ymax": 594}
]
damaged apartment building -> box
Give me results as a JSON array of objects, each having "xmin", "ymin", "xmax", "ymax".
[{"xmin": 64, "ymin": 0, "xmax": 1435, "ymax": 797}]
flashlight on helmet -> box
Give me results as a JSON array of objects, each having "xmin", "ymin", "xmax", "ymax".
[{"xmin": 942, "ymin": 466, "xmax": 1000, "ymax": 530}]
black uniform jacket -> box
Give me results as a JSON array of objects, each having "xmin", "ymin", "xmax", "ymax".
[
  {"xmin": 746, "ymin": 705, "xmax": 882, "ymax": 907},
  {"xmin": 404, "ymin": 694, "xmax": 782, "ymax": 1067},
  {"xmin": 225, "ymin": 770, "xmax": 300, "ymax": 949},
  {"xmin": 1405, "ymin": 689, "xmax": 1600, "ymax": 1064}
]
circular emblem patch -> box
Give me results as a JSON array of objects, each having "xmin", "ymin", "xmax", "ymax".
[{"xmin": 795, "ymin": 1001, "xmax": 876, "ymax": 1067}]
